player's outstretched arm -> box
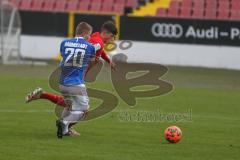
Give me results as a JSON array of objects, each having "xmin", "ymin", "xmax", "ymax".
[
  {"xmin": 101, "ymin": 50, "xmax": 110, "ymax": 63},
  {"xmin": 101, "ymin": 50, "xmax": 116, "ymax": 71}
]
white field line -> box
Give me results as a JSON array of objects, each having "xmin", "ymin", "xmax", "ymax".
[{"xmin": 0, "ymin": 109, "xmax": 53, "ymax": 113}]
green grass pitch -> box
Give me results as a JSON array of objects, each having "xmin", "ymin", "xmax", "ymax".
[{"xmin": 0, "ymin": 64, "xmax": 239, "ymax": 160}]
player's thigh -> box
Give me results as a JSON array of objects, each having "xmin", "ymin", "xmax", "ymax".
[
  {"xmin": 60, "ymin": 84, "xmax": 89, "ymax": 111},
  {"xmin": 72, "ymin": 95, "xmax": 89, "ymax": 111},
  {"xmin": 73, "ymin": 84, "xmax": 89, "ymax": 111}
]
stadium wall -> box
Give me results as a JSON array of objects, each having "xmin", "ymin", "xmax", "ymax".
[
  {"xmin": 21, "ymin": 35, "xmax": 240, "ymax": 70},
  {"xmin": 120, "ymin": 16, "xmax": 240, "ymax": 47},
  {"xmin": 19, "ymin": 11, "xmax": 240, "ymax": 70}
]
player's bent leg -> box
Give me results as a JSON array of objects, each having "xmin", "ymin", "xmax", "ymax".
[
  {"xmin": 67, "ymin": 108, "xmax": 89, "ymax": 136},
  {"xmin": 25, "ymin": 87, "xmax": 67, "ymax": 107},
  {"xmin": 60, "ymin": 108, "xmax": 81, "ymax": 136},
  {"xmin": 61, "ymin": 110, "xmax": 85, "ymax": 136},
  {"xmin": 57, "ymin": 109, "xmax": 85, "ymax": 138},
  {"xmin": 40, "ymin": 92, "xmax": 66, "ymax": 107},
  {"xmin": 57, "ymin": 85, "xmax": 89, "ymax": 138},
  {"xmin": 63, "ymin": 94, "xmax": 88, "ymax": 137},
  {"xmin": 67, "ymin": 107, "xmax": 89, "ymax": 136}
]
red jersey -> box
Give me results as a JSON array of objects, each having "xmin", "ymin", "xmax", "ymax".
[{"xmin": 88, "ymin": 32, "xmax": 111, "ymax": 63}]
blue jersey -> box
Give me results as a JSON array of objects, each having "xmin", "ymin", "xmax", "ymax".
[{"xmin": 59, "ymin": 37, "xmax": 95, "ymax": 86}]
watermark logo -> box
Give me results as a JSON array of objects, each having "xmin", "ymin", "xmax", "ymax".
[
  {"xmin": 49, "ymin": 40, "xmax": 173, "ymax": 121},
  {"xmin": 118, "ymin": 109, "xmax": 192, "ymax": 122}
]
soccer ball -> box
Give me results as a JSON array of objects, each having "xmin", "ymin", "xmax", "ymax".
[{"xmin": 164, "ymin": 126, "xmax": 182, "ymax": 143}]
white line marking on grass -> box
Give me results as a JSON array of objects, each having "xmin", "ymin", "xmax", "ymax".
[{"xmin": 0, "ymin": 109, "xmax": 53, "ymax": 113}]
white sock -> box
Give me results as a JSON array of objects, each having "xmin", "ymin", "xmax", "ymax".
[
  {"xmin": 62, "ymin": 121, "xmax": 70, "ymax": 134},
  {"xmin": 61, "ymin": 111, "xmax": 85, "ymax": 134}
]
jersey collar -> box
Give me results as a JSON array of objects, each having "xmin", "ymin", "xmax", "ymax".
[{"xmin": 75, "ymin": 36, "xmax": 84, "ymax": 39}]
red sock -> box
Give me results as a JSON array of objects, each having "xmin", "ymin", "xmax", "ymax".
[{"xmin": 40, "ymin": 93, "xmax": 67, "ymax": 107}]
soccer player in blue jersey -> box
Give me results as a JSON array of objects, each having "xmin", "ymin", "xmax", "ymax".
[
  {"xmin": 56, "ymin": 22, "xmax": 96, "ymax": 139},
  {"xmin": 26, "ymin": 21, "xmax": 118, "ymax": 137}
]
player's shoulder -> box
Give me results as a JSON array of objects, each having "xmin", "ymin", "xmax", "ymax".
[
  {"xmin": 79, "ymin": 39, "xmax": 94, "ymax": 48},
  {"xmin": 60, "ymin": 38, "xmax": 72, "ymax": 46},
  {"xmin": 89, "ymin": 33, "xmax": 104, "ymax": 50},
  {"xmin": 82, "ymin": 39, "xmax": 92, "ymax": 46},
  {"xmin": 86, "ymin": 41, "xmax": 96, "ymax": 51},
  {"xmin": 89, "ymin": 32, "xmax": 104, "ymax": 43},
  {"xmin": 76, "ymin": 39, "xmax": 94, "ymax": 52}
]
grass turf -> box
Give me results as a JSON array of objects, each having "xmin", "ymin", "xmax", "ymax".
[{"xmin": 0, "ymin": 64, "xmax": 239, "ymax": 160}]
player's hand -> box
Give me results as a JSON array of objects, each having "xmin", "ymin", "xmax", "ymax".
[{"xmin": 110, "ymin": 62, "xmax": 117, "ymax": 71}]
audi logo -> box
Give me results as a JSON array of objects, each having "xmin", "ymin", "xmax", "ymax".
[{"xmin": 151, "ymin": 23, "xmax": 184, "ymax": 38}]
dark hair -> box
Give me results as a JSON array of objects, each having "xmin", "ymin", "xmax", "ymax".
[
  {"xmin": 75, "ymin": 22, "xmax": 92, "ymax": 35},
  {"xmin": 101, "ymin": 21, "xmax": 118, "ymax": 35}
]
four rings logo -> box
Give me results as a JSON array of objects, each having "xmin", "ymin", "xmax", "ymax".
[{"xmin": 151, "ymin": 23, "xmax": 184, "ymax": 38}]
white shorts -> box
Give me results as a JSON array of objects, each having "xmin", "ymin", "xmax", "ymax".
[{"xmin": 59, "ymin": 84, "xmax": 89, "ymax": 111}]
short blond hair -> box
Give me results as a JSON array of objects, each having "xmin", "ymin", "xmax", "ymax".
[{"xmin": 75, "ymin": 22, "xmax": 92, "ymax": 35}]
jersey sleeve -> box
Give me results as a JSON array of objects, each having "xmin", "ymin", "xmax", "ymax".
[{"xmin": 89, "ymin": 37, "xmax": 104, "ymax": 58}]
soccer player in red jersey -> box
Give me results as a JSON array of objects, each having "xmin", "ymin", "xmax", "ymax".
[
  {"xmin": 88, "ymin": 21, "xmax": 117, "ymax": 71},
  {"xmin": 25, "ymin": 21, "xmax": 118, "ymax": 136}
]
